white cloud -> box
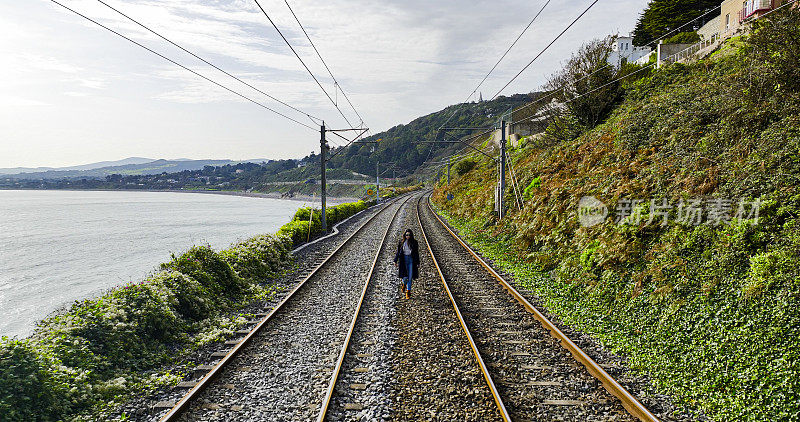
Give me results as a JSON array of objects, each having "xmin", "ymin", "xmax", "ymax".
[
  {"xmin": 78, "ymin": 78, "xmax": 107, "ymax": 89},
  {"xmin": 16, "ymin": 53, "xmax": 83, "ymax": 74},
  {"xmin": 0, "ymin": 96, "xmax": 51, "ymax": 107}
]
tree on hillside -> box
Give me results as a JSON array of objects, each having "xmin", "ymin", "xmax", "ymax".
[
  {"xmin": 632, "ymin": 0, "xmax": 720, "ymax": 47},
  {"xmin": 550, "ymin": 37, "xmax": 618, "ymax": 127},
  {"xmin": 540, "ymin": 37, "xmax": 646, "ymax": 142}
]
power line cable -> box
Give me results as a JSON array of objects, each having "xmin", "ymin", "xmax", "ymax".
[
  {"xmin": 468, "ymin": 0, "xmax": 552, "ymax": 104},
  {"xmin": 94, "ymin": 0, "xmax": 324, "ymax": 126},
  {"xmin": 491, "ymin": 4, "xmax": 779, "ymax": 210},
  {"xmin": 280, "ymin": 0, "xmax": 372, "ymax": 146},
  {"xmin": 436, "ymin": 0, "xmax": 551, "ymax": 131},
  {"xmin": 282, "ymin": 0, "xmax": 366, "ymax": 128},
  {"xmin": 252, "ymin": 0, "xmax": 359, "ymax": 130},
  {"xmin": 490, "ymin": 0, "xmax": 600, "ymax": 100},
  {"xmin": 441, "ymin": 0, "xmax": 721, "ymax": 133},
  {"xmin": 49, "ymin": 0, "xmax": 317, "ymax": 131}
]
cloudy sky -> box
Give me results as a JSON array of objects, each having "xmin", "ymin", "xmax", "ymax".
[{"xmin": 0, "ymin": 0, "xmax": 647, "ymax": 168}]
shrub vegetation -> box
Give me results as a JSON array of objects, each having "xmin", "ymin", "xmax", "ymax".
[{"xmin": 277, "ymin": 199, "xmax": 374, "ymax": 246}]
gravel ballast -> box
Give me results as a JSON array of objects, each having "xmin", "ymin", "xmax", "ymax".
[{"xmin": 324, "ymin": 193, "xmax": 503, "ymax": 421}]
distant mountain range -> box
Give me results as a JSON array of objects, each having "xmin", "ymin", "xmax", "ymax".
[
  {"xmin": 0, "ymin": 157, "xmax": 272, "ymax": 180},
  {"xmin": 0, "ymin": 157, "xmax": 156, "ymax": 175}
]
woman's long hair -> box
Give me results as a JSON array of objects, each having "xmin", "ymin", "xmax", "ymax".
[{"xmin": 399, "ymin": 229, "xmax": 415, "ymax": 246}]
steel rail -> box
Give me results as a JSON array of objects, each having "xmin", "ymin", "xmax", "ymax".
[
  {"xmin": 424, "ymin": 195, "xmax": 660, "ymax": 422},
  {"xmin": 159, "ymin": 196, "xmax": 405, "ymax": 421},
  {"xmin": 316, "ymin": 195, "xmax": 412, "ymax": 421},
  {"xmin": 416, "ymin": 193, "xmax": 512, "ymax": 422}
]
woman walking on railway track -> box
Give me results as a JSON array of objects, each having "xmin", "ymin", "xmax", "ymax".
[{"xmin": 394, "ymin": 229, "xmax": 419, "ymax": 299}]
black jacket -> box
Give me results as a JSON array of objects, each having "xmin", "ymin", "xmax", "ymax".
[{"xmin": 394, "ymin": 238, "xmax": 420, "ymax": 279}]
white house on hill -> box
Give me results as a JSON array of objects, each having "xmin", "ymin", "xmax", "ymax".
[{"xmin": 608, "ymin": 35, "xmax": 651, "ymax": 66}]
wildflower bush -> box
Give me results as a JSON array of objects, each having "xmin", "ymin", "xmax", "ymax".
[
  {"xmin": 0, "ymin": 197, "xmax": 371, "ymax": 420},
  {"xmin": 277, "ymin": 199, "xmax": 374, "ymax": 246},
  {"xmin": 221, "ymin": 235, "xmax": 292, "ymax": 282},
  {"xmin": 393, "ymin": 183, "xmax": 424, "ymax": 195},
  {"xmin": 433, "ymin": 9, "xmax": 800, "ymax": 422}
]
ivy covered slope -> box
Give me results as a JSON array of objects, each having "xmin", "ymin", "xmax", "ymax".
[
  {"xmin": 433, "ymin": 11, "xmax": 800, "ymax": 422},
  {"xmin": 0, "ymin": 199, "xmax": 371, "ymax": 421}
]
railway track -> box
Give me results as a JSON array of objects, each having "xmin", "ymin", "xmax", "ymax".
[
  {"xmin": 157, "ymin": 195, "xmax": 410, "ymax": 421},
  {"xmin": 319, "ymin": 192, "xmax": 658, "ymax": 421},
  {"xmin": 416, "ymin": 192, "xmax": 659, "ymax": 421},
  {"xmin": 154, "ymin": 190, "xmax": 660, "ymax": 421},
  {"xmin": 321, "ymin": 192, "xmax": 502, "ymax": 421}
]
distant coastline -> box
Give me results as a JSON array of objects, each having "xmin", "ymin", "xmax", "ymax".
[{"xmin": 0, "ymin": 187, "xmax": 359, "ymax": 205}]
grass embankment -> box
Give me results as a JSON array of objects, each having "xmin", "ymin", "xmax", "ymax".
[
  {"xmin": 0, "ymin": 199, "xmax": 373, "ymax": 421},
  {"xmin": 434, "ymin": 14, "xmax": 800, "ymax": 422}
]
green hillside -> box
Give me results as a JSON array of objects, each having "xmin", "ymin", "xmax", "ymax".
[
  {"xmin": 434, "ymin": 9, "xmax": 800, "ymax": 422},
  {"xmin": 322, "ymin": 94, "xmax": 537, "ymax": 178}
]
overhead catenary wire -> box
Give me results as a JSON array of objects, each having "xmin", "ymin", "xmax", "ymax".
[
  {"xmin": 441, "ymin": 127, "xmax": 498, "ymax": 159},
  {"xmin": 430, "ymin": 0, "xmax": 589, "ymax": 172},
  {"xmin": 434, "ymin": 0, "xmax": 793, "ymax": 213},
  {"xmin": 94, "ymin": 0, "xmax": 324, "ymax": 126},
  {"xmin": 491, "ymin": 5, "xmax": 732, "ymax": 211},
  {"xmin": 424, "ymin": 128, "xmax": 498, "ymax": 164},
  {"xmin": 466, "ymin": 0, "xmax": 552, "ymax": 105},
  {"xmin": 324, "ymin": 127, "xmax": 372, "ymax": 161},
  {"xmin": 280, "ymin": 0, "xmax": 373, "ymax": 151},
  {"xmin": 282, "ymin": 0, "xmax": 367, "ymax": 129},
  {"xmin": 49, "ymin": 0, "xmax": 317, "ymax": 131},
  {"xmin": 442, "ymin": 0, "xmax": 727, "ymax": 135},
  {"xmin": 252, "ymin": 0, "xmax": 360, "ymax": 131},
  {"xmin": 437, "ymin": 0, "xmax": 552, "ymax": 131},
  {"xmin": 490, "ymin": 0, "xmax": 600, "ymax": 100},
  {"xmin": 430, "ymin": 0, "xmax": 628, "ymax": 201},
  {"xmin": 422, "ymin": 135, "xmax": 481, "ymax": 167},
  {"xmin": 427, "ymin": 152, "xmax": 471, "ymax": 165}
]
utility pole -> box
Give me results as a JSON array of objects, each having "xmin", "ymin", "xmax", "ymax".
[
  {"xmin": 499, "ymin": 119, "xmax": 506, "ymax": 220},
  {"xmin": 316, "ymin": 126, "xmax": 368, "ymax": 232},
  {"xmin": 447, "ymin": 156, "xmax": 451, "ymax": 185},
  {"xmin": 375, "ymin": 159, "xmax": 380, "ymax": 203},
  {"xmin": 320, "ymin": 122, "xmax": 328, "ymax": 233}
]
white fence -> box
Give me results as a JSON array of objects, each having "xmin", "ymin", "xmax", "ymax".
[{"xmin": 660, "ymin": 34, "xmax": 720, "ymax": 66}]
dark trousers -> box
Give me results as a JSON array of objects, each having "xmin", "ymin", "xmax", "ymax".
[{"xmin": 403, "ymin": 255, "xmax": 414, "ymax": 291}]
